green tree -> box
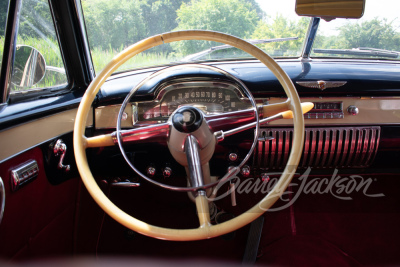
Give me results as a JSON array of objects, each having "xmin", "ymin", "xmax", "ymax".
[
  {"xmin": 252, "ymin": 15, "xmax": 309, "ymax": 56},
  {"xmin": 0, "ymin": 0, "xmax": 9, "ymax": 36},
  {"xmin": 82, "ymin": 0, "xmax": 146, "ymax": 50},
  {"xmin": 336, "ymin": 18, "xmax": 400, "ymax": 51},
  {"xmin": 18, "ymin": 0, "xmax": 55, "ymax": 40},
  {"xmin": 173, "ymin": 0, "xmax": 260, "ymax": 55},
  {"xmin": 140, "ymin": 0, "xmax": 191, "ymax": 37}
]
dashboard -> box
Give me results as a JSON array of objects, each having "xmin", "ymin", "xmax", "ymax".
[{"xmin": 93, "ymin": 60, "xmax": 400, "ymax": 178}]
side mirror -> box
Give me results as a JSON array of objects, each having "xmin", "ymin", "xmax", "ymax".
[
  {"xmin": 11, "ymin": 45, "xmax": 46, "ymax": 88},
  {"xmin": 295, "ymin": 0, "xmax": 365, "ymax": 19}
]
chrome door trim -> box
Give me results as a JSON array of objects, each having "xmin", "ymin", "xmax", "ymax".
[
  {"xmin": 0, "ymin": 177, "xmax": 5, "ymax": 225},
  {"xmin": 0, "ymin": 0, "xmax": 22, "ymax": 106}
]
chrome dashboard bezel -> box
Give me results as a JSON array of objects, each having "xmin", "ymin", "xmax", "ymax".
[{"xmin": 131, "ymin": 79, "xmax": 252, "ymax": 124}]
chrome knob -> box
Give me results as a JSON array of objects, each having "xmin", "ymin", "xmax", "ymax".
[
  {"xmin": 347, "ymin": 105, "xmax": 359, "ymax": 116},
  {"xmin": 228, "ymin": 153, "xmax": 238, "ymax": 162},
  {"xmin": 146, "ymin": 166, "xmax": 156, "ymax": 177},
  {"xmin": 163, "ymin": 167, "xmax": 172, "ymax": 178},
  {"xmin": 241, "ymin": 165, "xmax": 250, "ymax": 178},
  {"xmin": 261, "ymin": 173, "xmax": 270, "ymax": 182}
]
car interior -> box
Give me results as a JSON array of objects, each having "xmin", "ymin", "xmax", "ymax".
[{"xmin": 0, "ymin": 0, "xmax": 399, "ymax": 265}]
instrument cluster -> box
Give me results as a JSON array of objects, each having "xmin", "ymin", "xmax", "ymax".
[{"xmin": 133, "ymin": 81, "xmax": 252, "ymax": 122}]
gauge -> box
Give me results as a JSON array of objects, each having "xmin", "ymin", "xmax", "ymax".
[
  {"xmin": 135, "ymin": 81, "xmax": 251, "ymax": 122},
  {"xmin": 160, "ymin": 87, "xmax": 248, "ymax": 116}
]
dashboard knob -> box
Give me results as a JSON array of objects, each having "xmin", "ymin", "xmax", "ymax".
[
  {"xmin": 163, "ymin": 167, "xmax": 172, "ymax": 178},
  {"xmin": 261, "ymin": 173, "xmax": 270, "ymax": 182},
  {"xmin": 146, "ymin": 166, "xmax": 156, "ymax": 177},
  {"xmin": 228, "ymin": 153, "xmax": 238, "ymax": 162},
  {"xmin": 241, "ymin": 165, "xmax": 250, "ymax": 178},
  {"xmin": 347, "ymin": 105, "xmax": 359, "ymax": 115}
]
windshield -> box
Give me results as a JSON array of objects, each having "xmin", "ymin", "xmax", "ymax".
[
  {"xmin": 313, "ymin": 0, "xmax": 400, "ymax": 60},
  {"xmin": 81, "ymin": 0, "xmax": 400, "ymax": 73}
]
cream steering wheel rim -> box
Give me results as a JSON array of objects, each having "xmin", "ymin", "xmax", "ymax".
[{"xmin": 73, "ymin": 30, "xmax": 305, "ymax": 241}]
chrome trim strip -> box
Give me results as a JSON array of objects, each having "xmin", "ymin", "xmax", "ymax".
[
  {"xmin": 257, "ymin": 131, "xmax": 264, "ymax": 169},
  {"xmin": 333, "ymin": 129, "xmax": 343, "ymax": 167},
  {"xmin": 73, "ymin": 0, "xmax": 95, "ymax": 80},
  {"xmin": 320, "ymin": 129, "xmax": 330, "ymax": 167},
  {"xmin": 353, "ymin": 129, "xmax": 363, "ymax": 166},
  {"xmin": 302, "ymin": 130, "xmax": 310, "ymax": 168},
  {"xmin": 0, "ymin": 177, "xmax": 4, "ymax": 225},
  {"xmin": 276, "ymin": 130, "xmax": 283, "ymax": 168},
  {"xmin": 269, "ymin": 131, "xmax": 277, "ymax": 169},
  {"xmin": 301, "ymin": 17, "xmax": 320, "ymax": 59},
  {"xmin": 327, "ymin": 129, "xmax": 336, "ymax": 167},
  {"xmin": 365, "ymin": 129, "xmax": 377, "ymax": 166},
  {"xmin": 359, "ymin": 129, "xmax": 369, "ymax": 166},
  {"xmin": 283, "ymin": 130, "xmax": 290, "ymax": 167},
  {"xmin": 0, "ymin": 0, "xmax": 22, "ymax": 105},
  {"xmin": 316, "ymin": 129, "xmax": 323, "ymax": 166},
  {"xmin": 308, "ymin": 130, "xmax": 316, "ymax": 166},
  {"xmin": 264, "ymin": 130, "xmax": 270, "ymax": 169},
  {"xmin": 346, "ymin": 129, "xmax": 357, "ymax": 167},
  {"xmin": 340, "ymin": 129, "xmax": 350, "ymax": 167}
]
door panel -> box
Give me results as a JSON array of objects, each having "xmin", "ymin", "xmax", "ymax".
[{"xmin": 0, "ymin": 146, "xmax": 79, "ymax": 259}]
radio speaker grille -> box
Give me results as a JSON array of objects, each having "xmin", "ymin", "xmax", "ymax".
[{"xmin": 254, "ymin": 126, "xmax": 380, "ymax": 170}]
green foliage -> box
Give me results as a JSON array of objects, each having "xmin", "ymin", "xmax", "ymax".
[
  {"xmin": 82, "ymin": 0, "xmax": 146, "ymax": 50},
  {"xmin": 336, "ymin": 18, "xmax": 400, "ymax": 50},
  {"xmin": 0, "ymin": 0, "xmax": 9, "ymax": 36},
  {"xmin": 140, "ymin": 0, "xmax": 191, "ymax": 37},
  {"xmin": 314, "ymin": 18, "xmax": 400, "ymax": 59},
  {"xmin": 252, "ymin": 15, "xmax": 309, "ymax": 56},
  {"xmin": 172, "ymin": 0, "xmax": 260, "ymax": 55},
  {"xmin": 19, "ymin": 0, "xmax": 55, "ymax": 40}
]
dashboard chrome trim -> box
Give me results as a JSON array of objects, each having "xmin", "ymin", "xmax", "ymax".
[
  {"xmin": 268, "ymin": 97, "xmax": 400, "ymax": 126},
  {"xmin": 255, "ymin": 126, "xmax": 381, "ymax": 170}
]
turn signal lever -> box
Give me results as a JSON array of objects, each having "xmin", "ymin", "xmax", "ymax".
[{"xmin": 53, "ymin": 139, "xmax": 70, "ymax": 172}]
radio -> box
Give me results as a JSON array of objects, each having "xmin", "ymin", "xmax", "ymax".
[{"xmin": 305, "ymin": 101, "xmax": 343, "ymax": 119}]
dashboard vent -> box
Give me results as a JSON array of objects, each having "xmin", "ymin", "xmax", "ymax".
[{"xmin": 254, "ymin": 126, "xmax": 380, "ymax": 170}]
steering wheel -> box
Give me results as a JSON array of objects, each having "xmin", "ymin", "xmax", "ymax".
[{"xmin": 73, "ymin": 30, "xmax": 305, "ymax": 241}]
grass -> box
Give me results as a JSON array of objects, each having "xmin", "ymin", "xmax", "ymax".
[{"xmin": 90, "ymin": 45, "xmax": 176, "ymax": 73}]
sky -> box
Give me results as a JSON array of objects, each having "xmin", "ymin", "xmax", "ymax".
[{"xmin": 255, "ymin": 0, "xmax": 400, "ymax": 36}]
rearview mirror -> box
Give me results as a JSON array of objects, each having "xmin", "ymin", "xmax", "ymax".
[
  {"xmin": 295, "ymin": 0, "xmax": 365, "ymax": 19},
  {"xmin": 11, "ymin": 45, "xmax": 46, "ymax": 88}
]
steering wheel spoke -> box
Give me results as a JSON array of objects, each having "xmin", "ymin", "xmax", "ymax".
[
  {"xmin": 86, "ymin": 133, "xmax": 115, "ymax": 148},
  {"xmin": 86, "ymin": 122, "xmax": 170, "ymax": 148},
  {"xmin": 195, "ymin": 192, "xmax": 211, "ymax": 227}
]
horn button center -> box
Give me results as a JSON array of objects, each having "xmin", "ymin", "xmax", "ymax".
[{"xmin": 172, "ymin": 107, "xmax": 203, "ymax": 133}]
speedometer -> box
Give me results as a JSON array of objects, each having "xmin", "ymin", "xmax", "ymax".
[
  {"xmin": 161, "ymin": 86, "xmax": 245, "ymax": 116},
  {"xmin": 135, "ymin": 81, "xmax": 252, "ymax": 122}
]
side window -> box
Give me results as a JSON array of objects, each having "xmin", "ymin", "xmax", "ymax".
[
  {"xmin": 10, "ymin": 0, "xmax": 67, "ymax": 94},
  {"xmin": 0, "ymin": 0, "xmax": 10, "ymax": 71}
]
